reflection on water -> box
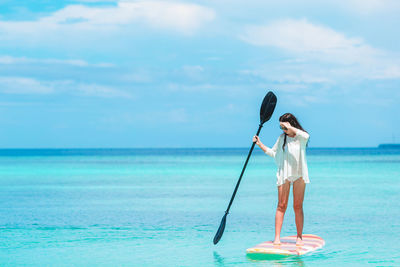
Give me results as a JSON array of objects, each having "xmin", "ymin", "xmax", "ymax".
[
  {"xmin": 213, "ymin": 251, "xmax": 226, "ymax": 266},
  {"xmin": 246, "ymin": 254, "xmax": 305, "ymax": 267},
  {"xmin": 213, "ymin": 251, "xmax": 305, "ymax": 267}
]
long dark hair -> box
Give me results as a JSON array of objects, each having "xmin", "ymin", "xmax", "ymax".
[{"xmin": 279, "ymin": 113, "xmax": 308, "ymax": 150}]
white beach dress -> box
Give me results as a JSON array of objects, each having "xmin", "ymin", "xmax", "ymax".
[{"xmin": 264, "ymin": 129, "xmax": 310, "ymax": 186}]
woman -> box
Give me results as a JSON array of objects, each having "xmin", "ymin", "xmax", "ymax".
[{"xmin": 253, "ymin": 113, "xmax": 310, "ymax": 246}]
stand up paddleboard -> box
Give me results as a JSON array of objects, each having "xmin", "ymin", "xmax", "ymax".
[{"xmin": 247, "ymin": 234, "xmax": 325, "ymax": 256}]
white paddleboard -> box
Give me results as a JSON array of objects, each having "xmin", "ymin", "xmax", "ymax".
[{"xmin": 246, "ymin": 234, "xmax": 325, "ymax": 256}]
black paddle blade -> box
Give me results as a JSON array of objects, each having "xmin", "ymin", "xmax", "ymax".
[
  {"xmin": 213, "ymin": 212, "xmax": 228, "ymax": 245},
  {"xmin": 260, "ymin": 91, "xmax": 277, "ymax": 125}
]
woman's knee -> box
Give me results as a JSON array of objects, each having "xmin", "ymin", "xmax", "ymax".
[
  {"xmin": 293, "ymin": 202, "xmax": 303, "ymax": 212},
  {"xmin": 277, "ymin": 202, "xmax": 288, "ymax": 212}
]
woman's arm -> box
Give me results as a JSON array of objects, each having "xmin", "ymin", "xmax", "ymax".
[
  {"xmin": 280, "ymin": 121, "xmax": 309, "ymax": 142},
  {"xmin": 253, "ymin": 135, "xmax": 280, "ymax": 158}
]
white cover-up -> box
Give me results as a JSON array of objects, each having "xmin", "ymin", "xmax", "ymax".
[{"xmin": 264, "ymin": 128, "xmax": 310, "ymax": 186}]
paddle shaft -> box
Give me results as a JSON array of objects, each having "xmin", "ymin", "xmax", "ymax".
[{"xmin": 225, "ymin": 124, "xmax": 263, "ymax": 213}]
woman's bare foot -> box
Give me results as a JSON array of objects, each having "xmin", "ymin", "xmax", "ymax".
[
  {"xmin": 273, "ymin": 239, "xmax": 281, "ymax": 245},
  {"xmin": 296, "ymin": 237, "xmax": 304, "ymax": 246}
]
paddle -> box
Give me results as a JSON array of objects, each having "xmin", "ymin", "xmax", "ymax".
[{"xmin": 213, "ymin": 91, "xmax": 277, "ymax": 245}]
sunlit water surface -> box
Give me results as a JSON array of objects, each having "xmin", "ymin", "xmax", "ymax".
[{"xmin": 0, "ymin": 148, "xmax": 399, "ymax": 266}]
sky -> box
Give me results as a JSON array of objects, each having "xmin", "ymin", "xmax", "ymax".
[{"xmin": 0, "ymin": 0, "xmax": 399, "ymax": 148}]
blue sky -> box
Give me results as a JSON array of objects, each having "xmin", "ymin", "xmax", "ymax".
[{"xmin": 0, "ymin": 0, "xmax": 399, "ymax": 148}]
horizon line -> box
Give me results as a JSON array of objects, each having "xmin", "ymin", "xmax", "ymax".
[{"xmin": 0, "ymin": 146, "xmax": 394, "ymax": 149}]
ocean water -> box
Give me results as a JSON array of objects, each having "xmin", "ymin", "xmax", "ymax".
[{"xmin": 0, "ymin": 148, "xmax": 399, "ymax": 266}]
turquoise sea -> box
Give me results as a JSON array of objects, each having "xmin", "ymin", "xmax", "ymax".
[{"xmin": 0, "ymin": 148, "xmax": 399, "ymax": 266}]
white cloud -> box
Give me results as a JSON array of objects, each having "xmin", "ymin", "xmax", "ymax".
[
  {"xmin": 0, "ymin": 1, "xmax": 216, "ymax": 40},
  {"xmin": 0, "ymin": 55, "xmax": 113, "ymax": 67},
  {"xmin": 167, "ymin": 83, "xmax": 215, "ymax": 92},
  {"xmin": 240, "ymin": 68, "xmax": 332, "ymax": 84},
  {"xmin": 343, "ymin": 0, "xmax": 400, "ymax": 14},
  {"xmin": 182, "ymin": 65, "xmax": 205, "ymax": 80},
  {"xmin": 72, "ymin": 0, "xmax": 117, "ymax": 2},
  {"xmin": 371, "ymin": 65, "xmax": 400, "ymax": 79},
  {"xmin": 239, "ymin": 19, "xmax": 400, "ymax": 83},
  {"xmin": 120, "ymin": 71, "xmax": 152, "ymax": 83},
  {"xmin": 0, "ymin": 76, "xmax": 132, "ymax": 98},
  {"xmin": 199, "ymin": 0, "xmax": 400, "ymax": 15},
  {"xmin": 0, "ymin": 77, "xmax": 54, "ymax": 94},
  {"xmin": 74, "ymin": 83, "xmax": 131, "ymax": 98},
  {"xmin": 240, "ymin": 19, "xmax": 379, "ymax": 65}
]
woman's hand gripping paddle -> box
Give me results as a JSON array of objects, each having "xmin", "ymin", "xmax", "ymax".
[{"xmin": 213, "ymin": 91, "xmax": 277, "ymax": 245}]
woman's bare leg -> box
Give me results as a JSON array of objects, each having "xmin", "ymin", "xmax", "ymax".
[
  {"xmin": 274, "ymin": 181, "xmax": 290, "ymax": 245},
  {"xmin": 293, "ymin": 178, "xmax": 306, "ymax": 245}
]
